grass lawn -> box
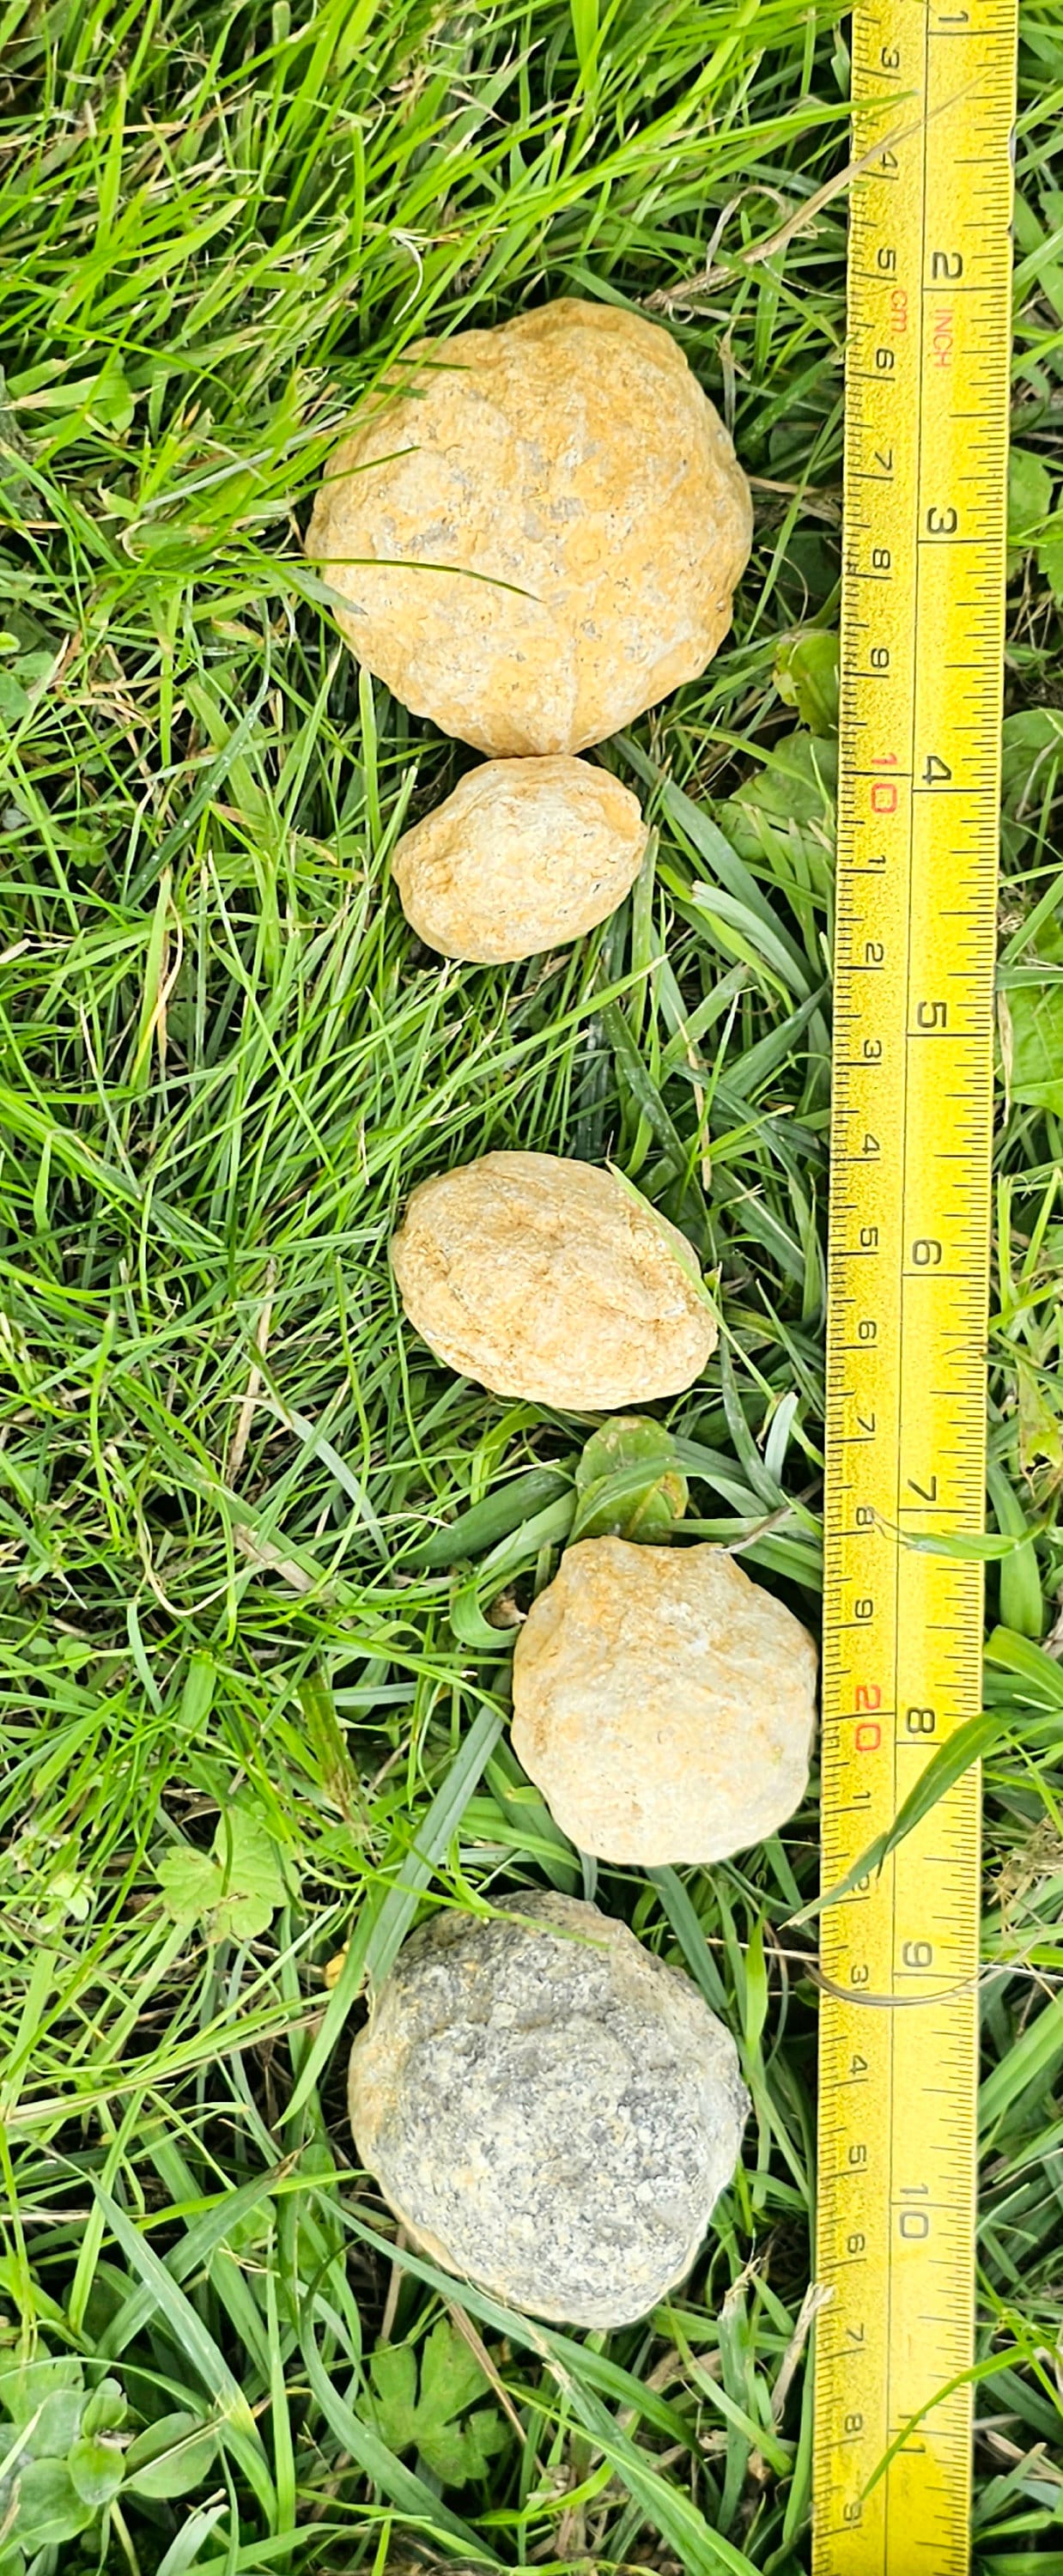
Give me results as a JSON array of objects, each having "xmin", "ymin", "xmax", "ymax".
[{"xmin": 3, "ymin": 0, "xmax": 1063, "ymax": 2568}]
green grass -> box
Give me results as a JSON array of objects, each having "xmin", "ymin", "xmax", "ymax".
[{"xmin": 2, "ymin": 0, "xmax": 1063, "ymax": 2567}]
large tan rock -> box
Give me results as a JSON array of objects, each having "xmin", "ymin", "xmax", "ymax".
[
  {"xmin": 511, "ymin": 1536, "xmax": 817, "ymax": 1864},
  {"xmin": 348, "ymin": 1893, "xmax": 749, "ymax": 2327},
  {"xmin": 389, "ymin": 1151, "xmax": 716, "ymax": 1411},
  {"xmin": 305, "ymin": 298, "xmax": 752, "ymax": 755},
  {"xmin": 392, "ymin": 756, "xmax": 647, "ymax": 963}
]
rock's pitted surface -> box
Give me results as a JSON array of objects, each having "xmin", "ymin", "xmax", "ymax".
[
  {"xmin": 348, "ymin": 1893, "xmax": 749, "ymax": 2326},
  {"xmin": 389, "ymin": 1151, "xmax": 716, "ymax": 1410},
  {"xmin": 512, "ymin": 1537, "xmax": 818, "ymax": 1865},
  {"xmin": 305, "ymin": 298, "xmax": 752, "ymax": 755},
  {"xmin": 392, "ymin": 756, "xmax": 647, "ymax": 962}
]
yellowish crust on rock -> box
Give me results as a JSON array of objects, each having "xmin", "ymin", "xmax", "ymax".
[
  {"xmin": 392, "ymin": 754, "xmax": 647, "ymax": 962},
  {"xmin": 511, "ymin": 1535, "xmax": 818, "ymax": 1865},
  {"xmin": 389, "ymin": 1150, "xmax": 717, "ymax": 1410},
  {"xmin": 306, "ymin": 297, "xmax": 752, "ymax": 755}
]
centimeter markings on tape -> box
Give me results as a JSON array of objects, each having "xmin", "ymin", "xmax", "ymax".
[{"xmin": 813, "ymin": 2, "xmax": 1017, "ymax": 2571}]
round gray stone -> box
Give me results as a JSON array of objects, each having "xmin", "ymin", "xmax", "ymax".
[{"xmin": 348, "ymin": 1893, "xmax": 750, "ymax": 2328}]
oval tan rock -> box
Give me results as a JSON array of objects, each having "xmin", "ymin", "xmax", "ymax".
[
  {"xmin": 348, "ymin": 1893, "xmax": 750, "ymax": 2327},
  {"xmin": 392, "ymin": 756, "xmax": 647, "ymax": 963},
  {"xmin": 389, "ymin": 1151, "xmax": 716, "ymax": 1410},
  {"xmin": 511, "ymin": 1536, "xmax": 818, "ymax": 1865},
  {"xmin": 305, "ymin": 297, "xmax": 752, "ymax": 756}
]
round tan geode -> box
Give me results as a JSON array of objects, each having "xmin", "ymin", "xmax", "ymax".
[
  {"xmin": 511, "ymin": 1536, "xmax": 818, "ymax": 1865},
  {"xmin": 389, "ymin": 1151, "xmax": 716, "ymax": 1411},
  {"xmin": 392, "ymin": 756, "xmax": 647, "ymax": 962},
  {"xmin": 348, "ymin": 1893, "xmax": 750, "ymax": 2327},
  {"xmin": 305, "ymin": 297, "xmax": 752, "ymax": 756}
]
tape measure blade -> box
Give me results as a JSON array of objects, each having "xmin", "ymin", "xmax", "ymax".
[{"xmin": 814, "ymin": 0, "xmax": 1017, "ymax": 2567}]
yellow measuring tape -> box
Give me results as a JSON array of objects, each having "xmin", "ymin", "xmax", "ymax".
[{"xmin": 813, "ymin": 1, "xmax": 1017, "ymax": 2567}]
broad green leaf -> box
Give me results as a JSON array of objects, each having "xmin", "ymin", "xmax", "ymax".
[
  {"xmin": 0, "ymin": 671, "xmax": 29, "ymax": 725},
  {"xmin": 12, "ymin": 649, "xmax": 52, "ymax": 694},
  {"xmin": 211, "ymin": 1797, "xmax": 287, "ymax": 1938},
  {"xmin": 155, "ymin": 1799, "xmax": 287, "ymax": 1941},
  {"xmin": 9, "ymin": 2458, "xmax": 94, "ymax": 2547},
  {"xmin": 336, "ymin": 2202, "xmax": 700, "ymax": 2447},
  {"xmin": 1001, "ymin": 975, "xmax": 1063, "ymax": 1115},
  {"xmin": 299, "ymin": 2320, "xmax": 495, "ymax": 2556},
  {"xmin": 67, "ymin": 2433, "xmax": 125, "ymax": 2508},
  {"xmin": 1001, "ymin": 706, "xmax": 1063, "ymax": 801},
  {"xmin": 418, "ymin": 2315, "xmax": 495, "ymax": 2424},
  {"xmin": 1007, "ymin": 446, "xmax": 1054, "ymax": 538},
  {"xmin": 155, "ymin": 1846, "xmax": 222, "ymax": 1926},
  {"xmin": 774, "ymin": 627, "xmax": 839, "ymax": 732},
  {"xmin": 364, "ymin": 2319, "xmax": 507, "ymax": 2490},
  {"xmin": 572, "ymin": 1416, "xmax": 688, "ymax": 1543},
  {"xmin": 365, "ymin": 2342, "xmax": 418, "ymax": 2445},
  {"xmin": 0, "ymin": 2358, "xmax": 84, "ymax": 2455},
  {"xmin": 1038, "ymin": 532, "xmax": 1063, "ymax": 598},
  {"xmin": 999, "ymin": 709, "xmax": 1063, "ymax": 866},
  {"xmin": 125, "ymin": 2412, "xmax": 220, "ymax": 2500},
  {"xmin": 430, "ymin": 2406, "xmax": 507, "ymax": 2484},
  {"xmin": 80, "ymin": 2379, "xmax": 125, "ymax": 2438}
]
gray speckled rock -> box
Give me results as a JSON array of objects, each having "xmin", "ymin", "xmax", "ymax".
[{"xmin": 347, "ymin": 1893, "xmax": 749, "ymax": 2328}]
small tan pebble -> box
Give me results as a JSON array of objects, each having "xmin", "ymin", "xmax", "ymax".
[
  {"xmin": 305, "ymin": 296, "xmax": 752, "ymax": 755},
  {"xmin": 392, "ymin": 755, "xmax": 647, "ymax": 963},
  {"xmin": 389, "ymin": 1150, "xmax": 716, "ymax": 1411},
  {"xmin": 348, "ymin": 1892, "xmax": 750, "ymax": 2327},
  {"xmin": 511, "ymin": 1535, "xmax": 818, "ymax": 1866}
]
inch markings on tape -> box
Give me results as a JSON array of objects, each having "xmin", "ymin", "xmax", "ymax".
[{"xmin": 814, "ymin": 3, "xmax": 1017, "ymax": 2571}]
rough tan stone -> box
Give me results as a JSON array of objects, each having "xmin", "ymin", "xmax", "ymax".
[
  {"xmin": 305, "ymin": 298, "xmax": 752, "ymax": 755},
  {"xmin": 511, "ymin": 1536, "xmax": 818, "ymax": 1865},
  {"xmin": 389, "ymin": 1151, "xmax": 716, "ymax": 1410},
  {"xmin": 348, "ymin": 1893, "xmax": 749, "ymax": 2327},
  {"xmin": 392, "ymin": 755, "xmax": 647, "ymax": 963}
]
